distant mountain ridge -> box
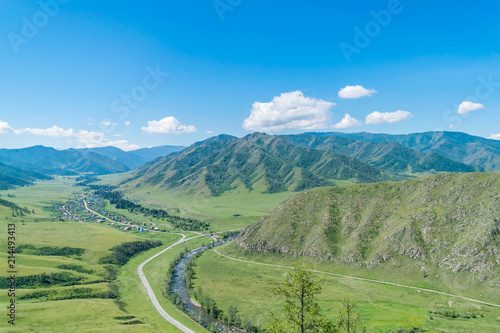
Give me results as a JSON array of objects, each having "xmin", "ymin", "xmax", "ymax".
[
  {"xmin": 121, "ymin": 133, "xmax": 388, "ymax": 196},
  {"xmin": 282, "ymin": 133, "xmax": 481, "ymax": 175},
  {"xmin": 312, "ymin": 131, "xmax": 500, "ymax": 171},
  {"xmin": 0, "ymin": 144, "xmax": 185, "ymax": 189},
  {"xmin": 0, "ymin": 146, "xmax": 129, "ymax": 175}
]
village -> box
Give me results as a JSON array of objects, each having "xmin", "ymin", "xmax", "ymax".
[{"xmin": 56, "ymin": 193, "xmax": 169, "ymax": 233}]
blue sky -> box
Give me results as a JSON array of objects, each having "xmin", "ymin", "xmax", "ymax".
[{"xmin": 1, "ymin": 0, "xmax": 499, "ymax": 150}]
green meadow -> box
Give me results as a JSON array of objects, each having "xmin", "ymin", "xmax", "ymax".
[
  {"xmin": 192, "ymin": 242, "xmax": 500, "ymax": 332},
  {"xmin": 103, "ymin": 174, "xmax": 356, "ymax": 232},
  {"xmin": 0, "ymin": 178, "xmax": 210, "ymax": 332}
]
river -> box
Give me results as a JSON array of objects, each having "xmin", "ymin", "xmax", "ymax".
[{"xmin": 169, "ymin": 235, "xmax": 240, "ymax": 333}]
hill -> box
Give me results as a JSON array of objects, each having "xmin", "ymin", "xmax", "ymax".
[
  {"xmin": 0, "ymin": 146, "xmax": 130, "ymax": 175},
  {"xmin": 282, "ymin": 133, "xmax": 480, "ymax": 175},
  {"xmin": 75, "ymin": 146, "xmax": 148, "ymax": 169},
  {"xmin": 121, "ymin": 133, "xmax": 388, "ymax": 196},
  {"xmin": 237, "ymin": 172, "xmax": 500, "ymax": 283},
  {"xmin": 322, "ymin": 131, "xmax": 500, "ymax": 171},
  {"xmin": 0, "ymin": 162, "xmax": 52, "ymax": 190}
]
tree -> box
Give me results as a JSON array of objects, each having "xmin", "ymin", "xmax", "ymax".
[
  {"xmin": 338, "ymin": 297, "xmax": 365, "ymax": 333},
  {"xmin": 267, "ymin": 262, "xmax": 335, "ymax": 333}
]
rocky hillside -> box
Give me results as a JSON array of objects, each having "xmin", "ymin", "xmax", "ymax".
[{"xmin": 237, "ymin": 172, "xmax": 500, "ymax": 282}]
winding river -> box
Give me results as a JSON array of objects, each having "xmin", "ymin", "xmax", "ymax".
[{"xmin": 169, "ymin": 235, "xmax": 240, "ymax": 333}]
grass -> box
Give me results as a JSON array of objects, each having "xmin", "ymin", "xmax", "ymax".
[
  {"xmin": 122, "ymin": 185, "xmax": 294, "ymax": 231},
  {"xmin": 194, "ymin": 243, "xmax": 500, "ymax": 332},
  {"xmin": 137, "ymin": 236, "xmax": 212, "ymax": 333},
  {"xmin": 114, "ymin": 233, "xmax": 210, "ymax": 333},
  {"xmin": 0, "ymin": 177, "xmax": 83, "ymax": 219},
  {"xmin": 0, "ymin": 176, "xmax": 209, "ymax": 332}
]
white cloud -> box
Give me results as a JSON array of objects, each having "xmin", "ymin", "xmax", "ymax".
[
  {"xmin": 101, "ymin": 120, "xmax": 117, "ymax": 127},
  {"xmin": 84, "ymin": 139, "xmax": 140, "ymax": 151},
  {"xmin": 124, "ymin": 121, "xmax": 131, "ymax": 126},
  {"xmin": 333, "ymin": 114, "xmax": 362, "ymax": 129},
  {"xmin": 338, "ymin": 85, "xmax": 377, "ymax": 99},
  {"xmin": 206, "ymin": 130, "xmax": 214, "ymax": 134},
  {"xmin": 74, "ymin": 130, "xmax": 139, "ymax": 151},
  {"xmin": 0, "ymin": 122, "xmax": 140, "ymax": 151},
  {"xmin": 23, "ymin": 125, "xmax": 75, "ymax": 137},
  {"xmin": 243, "ymin": 91, "xmax": 334, "ymax": 131},
  {"xmin": 458, "ymin": 101, "xmax": 486, "ymax": 115},
  {"xmin": 365, "ymin": 110, "xmax": 413, "ymax": 125},
  {"xmin": 489, "ymin": 133, "xmax": 500, "ymax": 140},
  {"xmin": 74, "ymin": 130, "xmax": 105, "ymax": 144},
  {"xmin": 0, "ymin": 120, "xmax": 18, "ymax": 134},
  {"xmin": 141, "ymin": 116, "xmax": 197, "ymax": 134}
]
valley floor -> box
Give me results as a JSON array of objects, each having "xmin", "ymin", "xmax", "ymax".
[{"xmin": 190, "ymin": 242, "xmax": 500, "ymax": 332}]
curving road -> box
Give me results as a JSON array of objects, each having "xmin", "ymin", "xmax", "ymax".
[
  {"xmin": 214, "ymin": 247, "xmax": 500, "ymax": 309},
  {"xmin": 138, "ymin": 234, "xmax": 207, "ymax": 333}
]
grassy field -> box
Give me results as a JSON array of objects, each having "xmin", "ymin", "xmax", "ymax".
[
  {"xmin": 114, "ymin": 234, "xmax": 214, "ymax": 333},
  {"xmin": 102, "ymin": 174, "xmax": 357, "ymax": 232},
  {"xmin": 123, "ymin": 185, "xmax": 294, "ymax": 231},
  {"xmin": 193, "ymin": 242, "xmax": 500, "ymax": 333},
  {"xmin": 0, "ymin": 177, "xmax": 212, "ymax": 332},
  {"xmin": 0, "ymin": 177, "xmax": 83, "ymax": 219}
]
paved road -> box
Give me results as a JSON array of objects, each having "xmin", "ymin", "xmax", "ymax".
[
  {"xmin": 138, "ymin": 234, "xmax": 207, "ymax": 333},
  {"xmin": 83, "ymin": 198, "xmax": 128, "ymax": 226},
  {"xmin": 214, "ymin": 247, "xmax": 500, "ymax": 309}
]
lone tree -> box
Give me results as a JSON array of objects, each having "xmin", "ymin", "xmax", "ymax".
[
  {"xmin": 267, "ymin": 262, "xmax": 332, "ymax": 333},
  {"xmin": 338, "ymin": 297, "xmax": 364, "ymax": 333}
]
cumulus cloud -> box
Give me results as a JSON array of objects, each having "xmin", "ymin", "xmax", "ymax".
[
  {"xmin": 8, "ymin": 123, "xmax": 140, "ymax": 151},
  {"xmin": 333, "ymin": 114, "xmax": 362, "ymax": 129},
  {"xmin": 243, "ymin": 91, "xmax": 334, "ymax": 131},
  {"xmin": 206, "ymin": 130, "xmax": 214, "ymax": 134},
  {"xmin": 0, "ymin": 120, "xmax": 18, "ymax": 134},
  {"xmin": 489, "ymin": 133, "xmax": 500, "ymax": 140},
  {"xmin": 142, "ymin": 116, "xmax": 196, "ymax": 134},
  {"xmin": 73, "ymin": 130, "xmax": 140, "ymax": 151},
  {"xmin": 338, "ymin": 85, "xmax": 377, "ymax": 99},
  {"xmin": 124, "ymin": 121, "xmax": 131, "ymax": 126},
  {"xmin": 458, "ymin": 101, "xmax": 486, "ymax": 115},
  {"xmin": 365, "ymin": 110, "xmax": 413, "ymax": 125},
  {"xmin": 22, "ymin": 125, "xmax": 75, "ymax": 137}
]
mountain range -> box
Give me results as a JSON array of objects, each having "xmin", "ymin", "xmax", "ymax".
[
  {"xmin": 314, "ymin": 131, "xmax": 500, "ymax": 171},
  {"xmin": 0, "ymin": 144, "xmax": 184, "ymax": 189},
  {"xmin": 2, "ymin": 130, "xmax": 499, "ymax": 194},
  {"xmin": 282, "ymin": 133, "xmax": 481, "ymax": 175},
  {"xmin": 121, "ymin": 131, "xmax": 499, "ymax": 196},
  {"xmin": 121, "ymin": 133, "xmax": 390, "ymax": 196}
]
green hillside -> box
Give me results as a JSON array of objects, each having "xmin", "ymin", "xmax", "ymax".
[
  {"xmin": 0, "ymin": 162, "xmax": 52, "ymax": 190},
  {"xmin": 121, "ymin": 133, "xmax": 388, "ymax": 196},
  {"xmin": 237, "ymin": 172, "xmax": 500, "ymax": 284}
]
